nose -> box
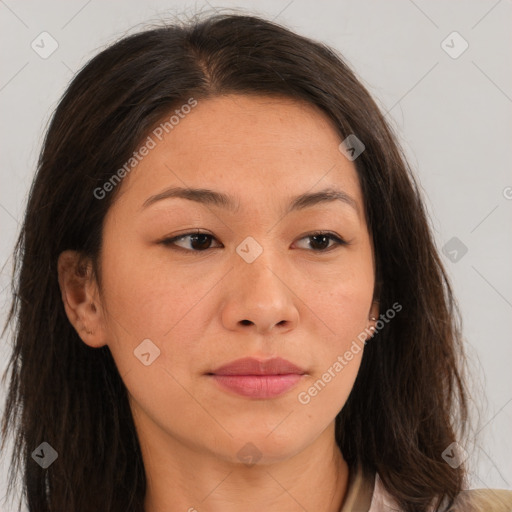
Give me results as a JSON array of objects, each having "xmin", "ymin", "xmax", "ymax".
[{"xmin": 220, "ymin": 247, "xmax": 300, "ymax": 335}]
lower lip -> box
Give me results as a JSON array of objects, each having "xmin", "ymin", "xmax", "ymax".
[{"xmin": 209, "ymin": 374, "xmax": 303, "ymax": 398}]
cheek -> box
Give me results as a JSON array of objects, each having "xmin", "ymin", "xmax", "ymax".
[
  {"xmin": 99, "ymin": 242, "xmax": 188, "ymax": 336},
  {"xmin": 293, "ymin": 281, "xmax": 371, "ymax": 420},
  {"xmin": 296, "ymin": 350, "xmax": 363, "ymax": 422},
  {"xmin": 98, "ymin": 242, "xmax": 218, "ymax": 385},
  {"xmin": 297, "ymin": 255, "xmax": 374, "ymax": 402},
  {"xmin": 96, "ymin": 241, "xmax": 173, "ymax": 375},
  {"xmin": 307, "ymin": 254, "xmax": 375, "ymax": 343},
  {"xmin": 324, "ymin": 284, "xmax": 373, "ymax": 344},
  {"xmin": 304, "ymin": 286, "xmax": 370, "ymax": 390}
]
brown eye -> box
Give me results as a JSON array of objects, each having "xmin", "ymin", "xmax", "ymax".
[
  {"xmin": 161, "ymin": 232, "xmax": 222, "ymax": 252},
  {"xmin": 294, "ymin": 232, "xmax": 347, "ymax": 252}
]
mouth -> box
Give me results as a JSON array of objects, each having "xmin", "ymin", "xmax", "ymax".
[{"xmin": 206, "ymin": 357, "xmax": 307, "ymax": 399}]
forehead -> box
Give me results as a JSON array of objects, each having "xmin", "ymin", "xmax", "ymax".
[{"xmin": 111, "ymin": 94, "xmax": 363, "ymax": 215}]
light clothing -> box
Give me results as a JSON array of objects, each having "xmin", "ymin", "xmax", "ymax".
[{"xmin": 339, "ymin": 465, "xmax": 512, "ymax": 511}]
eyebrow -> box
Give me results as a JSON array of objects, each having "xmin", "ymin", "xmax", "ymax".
[{"xmin": 141, "ymin": 186, "xmax": 359, "ymax": 216}]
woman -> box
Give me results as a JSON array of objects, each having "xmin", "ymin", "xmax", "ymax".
[{"xmin": 1, "ymin": 12, "xmax": 511, "ymax": 512}]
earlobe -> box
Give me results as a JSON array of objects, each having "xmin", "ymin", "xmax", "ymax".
[{"xmin": 57, "ymin": 250, "xmax": 108, "ymax": 348}]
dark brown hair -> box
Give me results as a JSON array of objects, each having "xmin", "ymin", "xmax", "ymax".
[{"xmin": 1, "ymin": 12, "xmax": 470, "ymax": 511}]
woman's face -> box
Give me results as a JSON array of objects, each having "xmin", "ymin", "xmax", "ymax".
[{"xmin": 93, "ymin": 94, "xmax": 377, "ymax": 464}]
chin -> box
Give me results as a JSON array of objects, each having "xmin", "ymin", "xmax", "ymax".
[{"xmin": 224, "ymin": 430, "xmax": 310, "ymax": 467}]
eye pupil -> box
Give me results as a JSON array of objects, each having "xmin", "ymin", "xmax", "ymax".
[
  {"xmin": 309, "ymin": 234, "xmax": 330, "ymax": 250},
  {"xmin": 190, "ymin": 234, "xmax": 212, "ymax": 250}
]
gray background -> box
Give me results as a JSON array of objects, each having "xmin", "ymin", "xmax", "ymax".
[{"xmin": 1, "ymin": 0, "xmax": 511, "ymax": 509}]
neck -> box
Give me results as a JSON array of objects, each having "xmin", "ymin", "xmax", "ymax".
[{"xmin": 141, "ymin": 420, "xmax": 349, "ymax": 512}]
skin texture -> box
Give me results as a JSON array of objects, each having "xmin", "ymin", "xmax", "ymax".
[{"xmin": 58, "ymin": 95, "xmax": 379, "ymax": 512}]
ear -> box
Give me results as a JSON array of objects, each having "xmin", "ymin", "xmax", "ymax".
[
  {"xmin": 367, "ymin": 300, "xmax": 380, "ymax": 333},
  {"xmin": 57, "ymin": 250, "xmax": 108, "ymax": 348}
]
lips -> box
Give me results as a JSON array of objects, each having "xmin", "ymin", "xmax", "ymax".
[
  {"xmin": 209, "ymin": 357, "xmax": 306, "ymax": 376},
  {"xmin": 207, "ymin": 357, "xmax": 306, "ymax": 399}
]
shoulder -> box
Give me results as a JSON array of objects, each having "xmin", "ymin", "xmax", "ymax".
[
  {"xmin": 448, "ymin": 487, "xmax": 512, "ymax": 511},
  {"xmin": 368, "ymin": 473, "xmax": 512, "ymax": 512}
]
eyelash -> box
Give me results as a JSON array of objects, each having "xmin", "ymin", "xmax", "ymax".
[{"xmin": 159, "ymin": 230, "xmax": 348, "ymax": 253}]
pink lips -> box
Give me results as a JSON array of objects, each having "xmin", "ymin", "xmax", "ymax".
[{"xmin": 207, "ymin": 357, "xmax": 306, "ymax": 399}]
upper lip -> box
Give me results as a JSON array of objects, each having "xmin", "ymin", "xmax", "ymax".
[{"xmin": 209, "ymin": 357, "xmax": 306, "ymax": 376}]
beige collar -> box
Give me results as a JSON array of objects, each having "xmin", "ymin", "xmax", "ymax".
[{"xmin": 339, "ymin": 465, "xmax": 375, "ymax": 512}]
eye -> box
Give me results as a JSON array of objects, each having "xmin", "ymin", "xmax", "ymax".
[
  {"xmin": 294, "ymin": 231, "xmax": 348, "ymax": 252},
  {"xmin": 159, "ymin": 230, "xmax": 348, "ymax": 253},
  {"xmin": 160, "ymin": 231, "xmax": 222, "ymax": 252}
]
